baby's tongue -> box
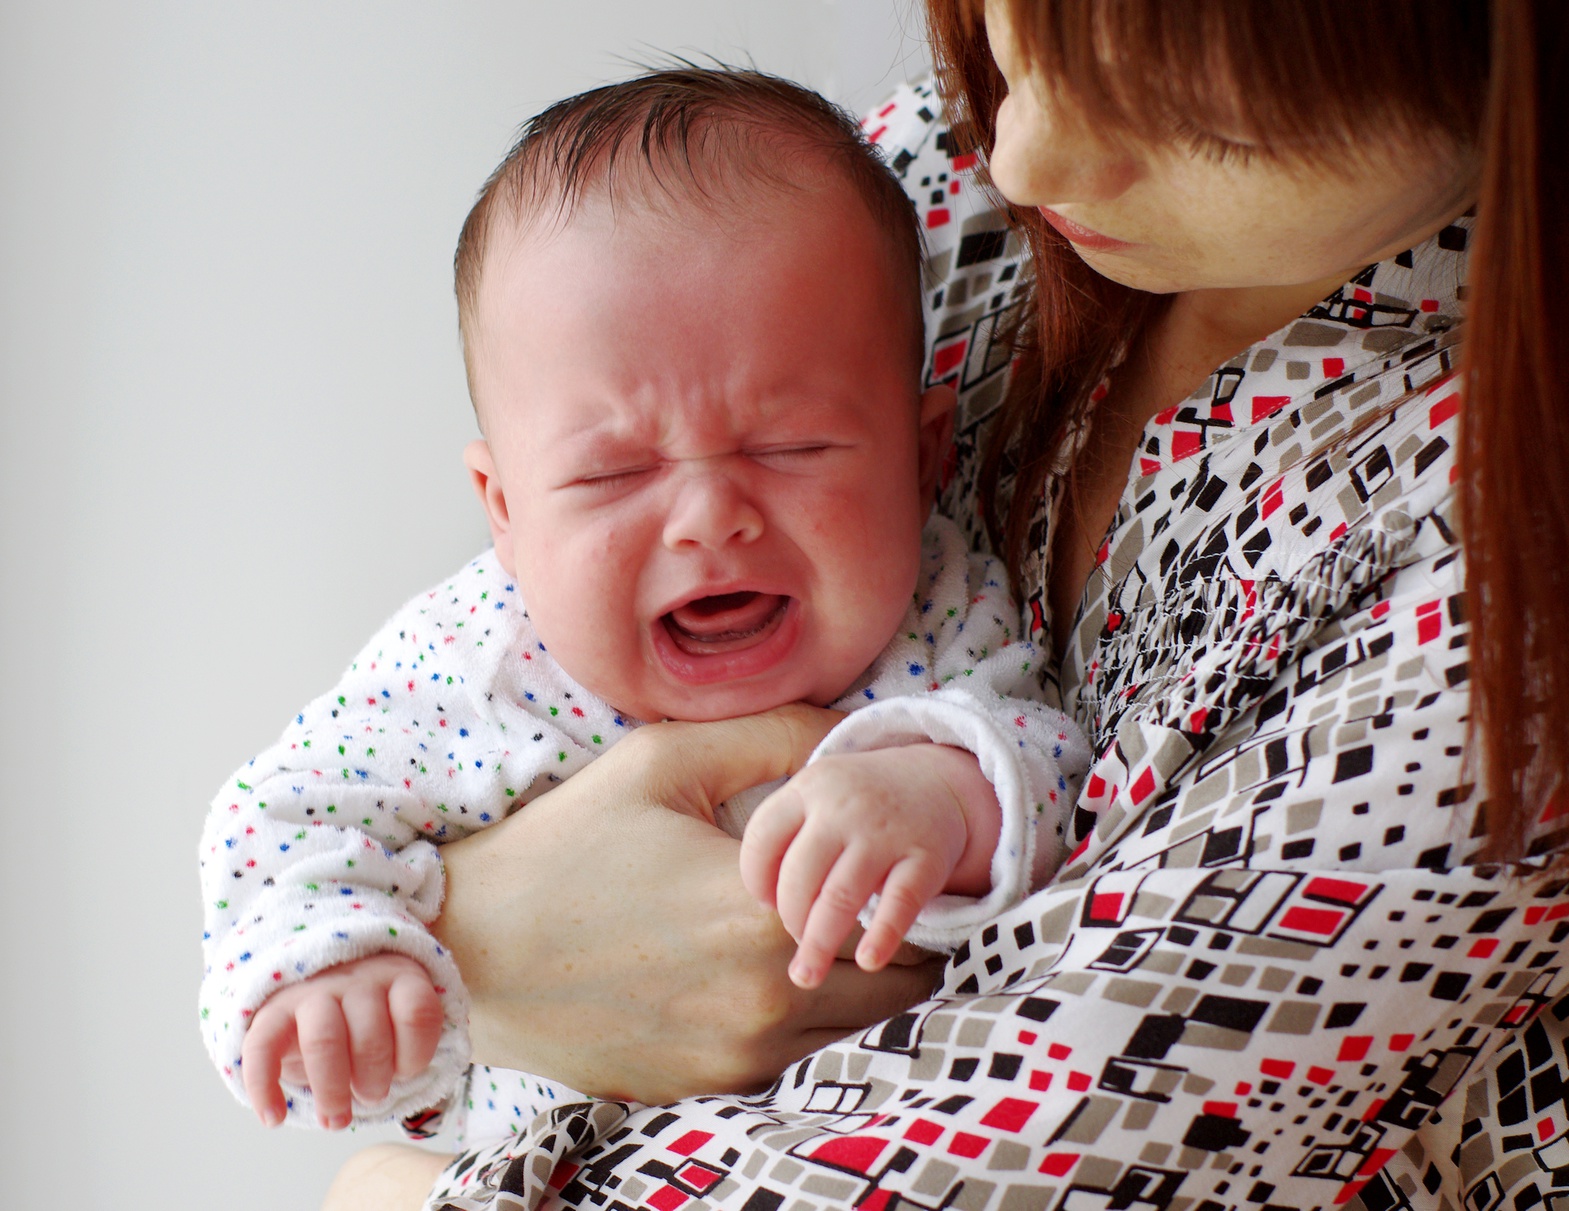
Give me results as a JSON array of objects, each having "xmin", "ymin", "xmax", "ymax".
[{"xmin": 666, "ymin": 591, "xmax": 786, "ymax": 653}]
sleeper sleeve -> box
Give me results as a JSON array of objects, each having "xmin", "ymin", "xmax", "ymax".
[{"xmin": 198, "ymin": 551, "xmax": 628, "ymax": 1126}]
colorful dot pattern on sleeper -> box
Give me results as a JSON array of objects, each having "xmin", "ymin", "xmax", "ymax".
[
  {"xmin": 199, "ymin": 513, "xmax": 1086, "ymax": 1133},
  {"xmin": 414, "ymin": 81, "xmax": 1569, "ymax": 1211}
]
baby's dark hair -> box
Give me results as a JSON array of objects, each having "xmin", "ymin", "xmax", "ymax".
[{"xmin": 454, "ymin": 65, "xmax": 925, "ymax": 391}]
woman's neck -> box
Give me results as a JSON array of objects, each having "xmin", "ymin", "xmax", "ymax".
[
  {"xmin": 1135, "ymin": 196, "xmax": 1474, "ymax": 427},
  {"xmin": 1045, "ymin": 270, "xmax": 1356, "ymax": 662},
  {"xmin": 1133, "ymin": 273, "xmax": 1356, "ymax": 429}
]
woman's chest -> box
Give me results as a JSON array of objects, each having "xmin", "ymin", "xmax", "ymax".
[{"xmin": 1045, "ymin": 348, "xmax": 1463, "ymax": 754}]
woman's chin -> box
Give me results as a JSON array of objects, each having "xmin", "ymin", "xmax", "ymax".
[{"xmin": 1069, "ymin": 246, "xmax": 1194, "ymax": 294}]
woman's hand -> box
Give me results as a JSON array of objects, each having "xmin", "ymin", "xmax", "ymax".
[{"xmin": 431, "ymin": 703, "xmax": 944, "ymax": 1105}]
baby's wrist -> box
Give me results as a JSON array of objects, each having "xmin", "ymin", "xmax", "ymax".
[{"xmin": 922, "ymin": 745, "xmax": 1000, "ymax": 897}]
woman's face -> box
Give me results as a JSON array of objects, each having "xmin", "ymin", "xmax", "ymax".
[{"xmin": 982, "ymin": 0, "xmax": 1478, "ymax": 295}]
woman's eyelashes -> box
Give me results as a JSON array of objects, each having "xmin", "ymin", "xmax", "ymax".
[{"xmin": 1167, "ymin": 117, "xmax": 1262, "ymax": 166}]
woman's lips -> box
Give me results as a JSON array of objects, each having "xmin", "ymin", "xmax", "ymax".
[
  {"xmin": 653, "ymin": 592, "xmax": 801, "ymax": 686},
  {"xmin": 1038, "ymin": 208, "xmax": 1135, "ymax": 251}
]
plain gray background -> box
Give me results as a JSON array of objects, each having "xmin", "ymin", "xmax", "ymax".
[{"xmin": 0, "ymin": 2, "xmax": 928, "ymax": 1207}]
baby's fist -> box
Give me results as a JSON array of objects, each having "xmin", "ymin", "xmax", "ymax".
[
  {"xmin": 240, "ymin": 952, "xmax": 443, "ymax": 1130},
  {"xmin": 740, "ymin": 746, "xmax": 980, "ymax": 989}
]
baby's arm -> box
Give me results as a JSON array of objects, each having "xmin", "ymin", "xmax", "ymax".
[
  {"xmin": 739, "ymin": 744, "xmax": 1001, "ymax": 988},
  {"xmin": 200, "ymin": 553, "xmax": 608, "ymax": 1127},
  {"xmin": 739, "ymin": 517, "xmax": 1091, "ymax": 986},
  {"xmin": 241, "ymin": 954, "xmax": 443, "ymax": 1129}
]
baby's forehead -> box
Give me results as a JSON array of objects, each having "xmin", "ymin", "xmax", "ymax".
[
  {"xmin": 463, "ymin": 121, "xmax": 928, "ymax": 439},
  {"xmin": 470, "ymin": 197, "xmax": 921, "ymax": 447},
  {"xmin": 478, "ymin": 170, "xmax": 920, "ymax": 364},
  {"xmin": 475, "ymin": 171, "xmax": 911, "ymax": 330}
]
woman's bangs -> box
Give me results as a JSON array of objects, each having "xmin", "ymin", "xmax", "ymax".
[{"xmin": 979, "ymin": 0, "xmax": 1489, "ymax": 161}]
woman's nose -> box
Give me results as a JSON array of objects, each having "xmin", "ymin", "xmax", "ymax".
[
  {"xmin": 661, "ymin": 471, "xmax": 765, "ymax": 551},
  {"xmin": 988, "ymin": 82, "xmax": 1142, "ymax": 207}
]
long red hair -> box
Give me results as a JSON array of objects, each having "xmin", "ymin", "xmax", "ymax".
[{"xmin": 925, "ymin": 0, "xmax": 1568, "ymax": 861}]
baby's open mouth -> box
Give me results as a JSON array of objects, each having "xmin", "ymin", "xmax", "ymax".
[{"xmin": 662, "ymin": 592, "xmax": 791, "ymax": 656}]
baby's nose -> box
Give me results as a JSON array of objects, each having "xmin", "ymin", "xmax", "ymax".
[{"xmin": 661, "ymin": 473, "xmax": 764, "ymax": 551}]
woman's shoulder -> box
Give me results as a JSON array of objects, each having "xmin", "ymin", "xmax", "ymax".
[{"xmin": 866, "ymin": 81, "xmax": 1027, "ymax": 551}]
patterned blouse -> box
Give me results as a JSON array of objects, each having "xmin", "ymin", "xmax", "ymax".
[{"xmin": 423, "ymin": 84, "xmax": 1569, "ymax": 1211}]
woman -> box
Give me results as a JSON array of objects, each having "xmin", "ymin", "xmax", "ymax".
[{"xmin": 331, "ymin": 2, "xmax": 1568, "ymax": 1208}]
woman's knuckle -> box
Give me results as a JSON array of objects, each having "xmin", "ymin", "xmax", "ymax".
[
  {"xmin": 704, "ymin": 1050, "xmax": 763, "ymax": 1094},
  {"xmin": 612, "ymin": 725, "xmax": 660, "ymax": 763},
  {"xmin": 730, "ymin": 969, "xmax": 794, "ymax": 1030}
]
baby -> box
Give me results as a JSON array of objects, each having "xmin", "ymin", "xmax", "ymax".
[{"xmin": 199, "ymin": 67, "xmax": 1088, "ymax": 1140}]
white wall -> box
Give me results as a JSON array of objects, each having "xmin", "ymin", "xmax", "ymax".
[{"xmin": 0, "ymin": 3, "xmax": 927, "ymax": 1207}]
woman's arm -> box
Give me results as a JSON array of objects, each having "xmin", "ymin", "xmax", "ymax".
[{"xmin": 432, "ymin": 704, "xmax": 948, "ymax": 1105}]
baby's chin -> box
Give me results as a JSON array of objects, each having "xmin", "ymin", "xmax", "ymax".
[{"xmin": 611, "ymin": 680, "xmax": 837, "ymax": 725}]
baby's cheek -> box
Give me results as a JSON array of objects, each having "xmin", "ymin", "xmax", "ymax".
[{"xmin": 543, "ymin": 611, "xmax": 625, "ymax": 681}]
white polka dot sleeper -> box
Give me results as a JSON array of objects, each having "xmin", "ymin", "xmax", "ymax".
[{"xmin": 198, "ymin": 514, "xmax": 1088, "ymax": 1133}]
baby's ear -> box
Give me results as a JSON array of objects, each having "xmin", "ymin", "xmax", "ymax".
[
  {"xmin": 463, "ymin": 440, "xmax": 516, "ymax": 575},
  {"xmin": 916, "ymin": 384, "xmax": 958, "ymax": 507}
]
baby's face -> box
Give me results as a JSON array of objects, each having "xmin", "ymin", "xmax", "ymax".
[{"xmin": 465, "ymin": 182, "xmax": 953, "ymax": 723}]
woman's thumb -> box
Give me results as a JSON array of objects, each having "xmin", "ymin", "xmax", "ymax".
[{"xmin": 650, "ymin": 702, "xmax": 844, "ymax": 814}]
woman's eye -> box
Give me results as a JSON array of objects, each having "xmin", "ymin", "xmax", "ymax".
[{"xmin": 1171, "ymin": 119, "xmax": 1260, "ymax": 166}]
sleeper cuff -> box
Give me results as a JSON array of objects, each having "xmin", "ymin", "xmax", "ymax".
[
  {"xmin": 809, "ymin": 690, "xmax": 1052, "ymax": 952},
  {"xmin": 200, "ymin": 881, "xmax": 471, "ymax": 1127}
]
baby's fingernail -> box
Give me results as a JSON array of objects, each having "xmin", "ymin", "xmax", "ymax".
[{"xmin": 789, "ymin": 959, "xmax": 817, "ymax": 988}]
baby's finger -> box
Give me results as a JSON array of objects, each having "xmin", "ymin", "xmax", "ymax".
[
  {"xmin": 388, "ymin": 967, "xmax": 445, "ymax": 1079},
  {"xmin": 295, "ymin": 994, "xmax": 354, "ymax": 1130},
  {"xmin": 737, "ymin": 787, "xmax": 806, "ymax": 906},
  {"xmin": 240, "ymin": 1005, "xmax": 298, "ymax": 1128},
  {"xmin": 791, "ymin": 848, "xmax": 890, "ymax": 990},
  {"xmin": 773, "ymin": 825, "xmax": 847, "ymax": 943},
  {"xmin": 856, "ymin": 854, "xmax": 949, "ymax": 973},
  {"xmin": 341, "ymin": 982, "xmax": 398, "ymax": 1107}
]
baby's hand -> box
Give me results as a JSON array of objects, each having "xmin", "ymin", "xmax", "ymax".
[
  {"xmin": 240, "ymin": 953, "xmax": 443, "ymax": 1130},
  {"xmin": 739, "ymin": 744, "xmax": 1000, "ymax": 990}
]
